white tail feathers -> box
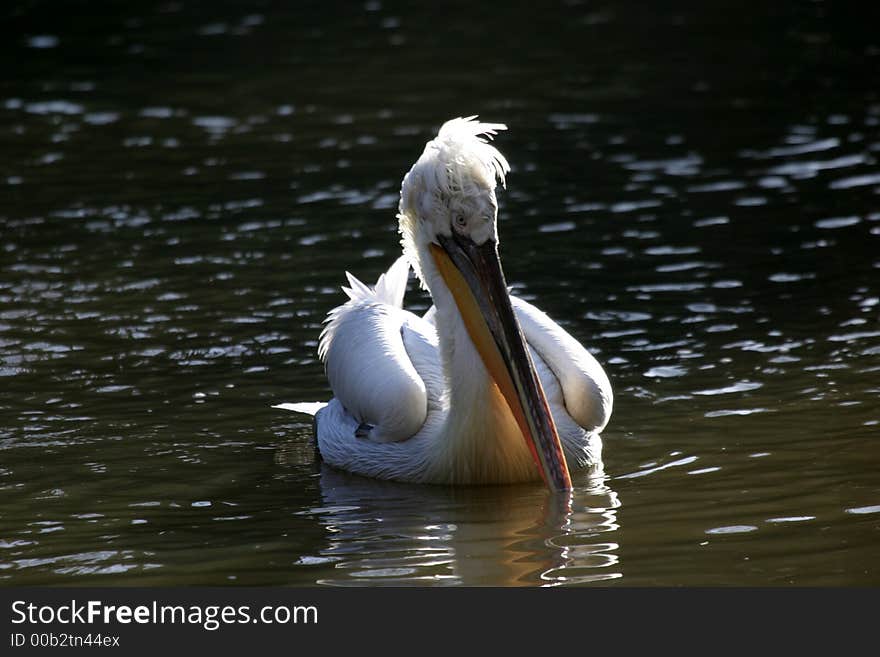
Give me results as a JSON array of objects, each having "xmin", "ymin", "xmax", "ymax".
[
  {"xmin": 341, "ymin": 255, "xmax": 410, "ymax": 308},
  {"xmin": 273, "ymin": 402, "xmax": 327, "ymax": 416}
]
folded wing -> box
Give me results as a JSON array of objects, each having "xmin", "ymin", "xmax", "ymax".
[
  {"xmin": 512, "ymin": 296, "xmax": 613, "ymax": 435},
  {"xmin": 318, "ymin": 257, "xmax": 440, "ymax": 443}
]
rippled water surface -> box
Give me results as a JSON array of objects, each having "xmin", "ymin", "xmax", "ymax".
[{"xmin": 2, "ymin": 1, "xmax": 879, "ymax": 585}]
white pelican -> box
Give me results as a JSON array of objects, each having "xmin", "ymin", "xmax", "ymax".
[{"xmin": 276, "ymin": 117, "xmax": 612, "ymax": 490}]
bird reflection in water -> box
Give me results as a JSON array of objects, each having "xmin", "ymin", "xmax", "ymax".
[{"xmin": 279, "ymin": 457, "xmax": 621, "ymax": 586}]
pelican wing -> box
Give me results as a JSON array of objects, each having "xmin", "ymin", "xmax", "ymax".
[
  {"xmin": 510, "ymin": 296, "xmax": 613, "ymax": 435},
  {"xmin": 318, "ymin": 257, "xmax": 441, "ymax": 443},
  {"xmin": 419, "ymin": 295, "xmax": 612, "ymax": 434}
]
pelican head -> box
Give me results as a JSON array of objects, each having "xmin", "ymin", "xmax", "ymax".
[
  {"xmin": 398, "ymin": 116, "xmax": 508, "ymax": 267},
  {"xmin": 397, "ymin": 117, "xmax": 572, "ymax": 490}
]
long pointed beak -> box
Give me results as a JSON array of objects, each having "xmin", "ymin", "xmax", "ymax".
[{"xmin": 430, "ymin": 233, "xmax": 572, "ymax": 491}]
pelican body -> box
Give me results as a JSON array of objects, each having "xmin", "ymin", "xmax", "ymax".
[{"xmin": 277, "ymin": 118, "xmax": 612, "ymax": 490}]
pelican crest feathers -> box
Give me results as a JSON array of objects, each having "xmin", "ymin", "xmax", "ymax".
[{"xmin": 398, "ymin": 116, "xmax": 510, "ymax": 287}]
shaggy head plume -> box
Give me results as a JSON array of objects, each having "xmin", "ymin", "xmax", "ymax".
[{"xmin": 397, "ymin": 116, "xmax": 511, "ymax": 285}]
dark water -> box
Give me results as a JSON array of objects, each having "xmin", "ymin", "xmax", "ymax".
[{"xmin": 2, "ymin": 1, "xmax": 879, "ymax": 586}]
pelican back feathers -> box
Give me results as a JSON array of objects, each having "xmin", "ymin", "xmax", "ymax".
[{"xmin": 318, "ymin": 257, "xmax": 428, "ymax": 443}]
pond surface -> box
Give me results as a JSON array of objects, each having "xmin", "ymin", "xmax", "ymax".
[{"xmin": 1, "ymin": 1, "xmax": 879, "ymax": 586}]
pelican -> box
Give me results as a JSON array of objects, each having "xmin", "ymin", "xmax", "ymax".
[{"xmin": 276, "ymin": 117, "xmax": 612, "ymax": 490}]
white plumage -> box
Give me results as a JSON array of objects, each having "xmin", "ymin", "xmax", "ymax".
[{"xmin": 276, "ymin": 117, "xmax": 613, "ymax": 486}]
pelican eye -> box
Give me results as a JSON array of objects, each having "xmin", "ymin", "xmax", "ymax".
[{"xmin": 453, "ymin": 214, "xmax": 467, "ymax": 230}]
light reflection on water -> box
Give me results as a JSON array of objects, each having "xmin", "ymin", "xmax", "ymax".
[{"xmin": 1, "ymin": 0, "xmax": 879, "ymax": 585}]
